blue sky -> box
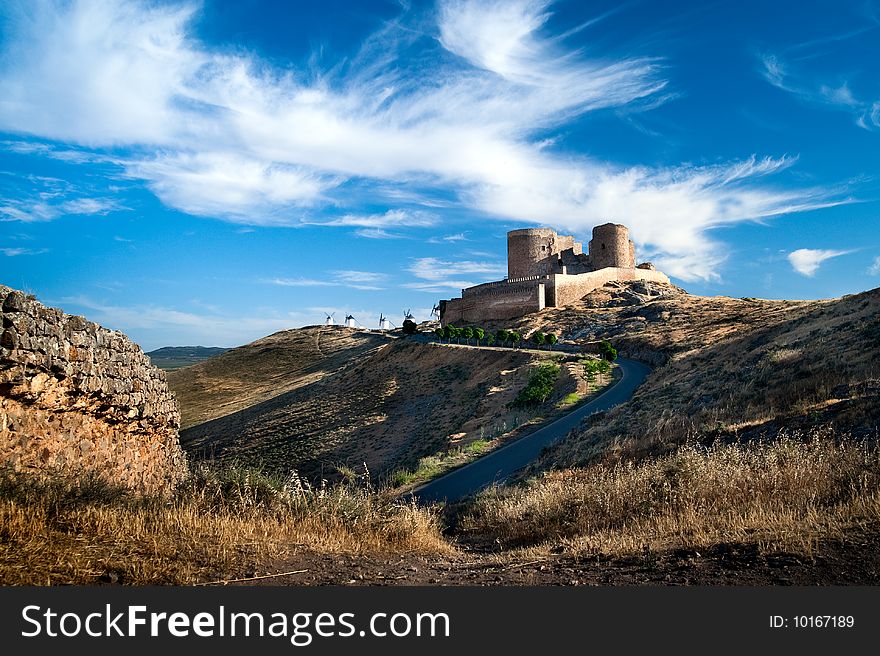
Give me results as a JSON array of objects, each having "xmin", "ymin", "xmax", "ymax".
[{"xmin": 1, "ymin": 0, "xmax": 878, "ymax": 350}]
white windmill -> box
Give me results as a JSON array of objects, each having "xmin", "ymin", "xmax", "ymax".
[
  {"xmin": 344, "ymin": 314, "xmax": 356, "ymax": 328},
  {"xmin": 324, "ymin": 312, "xmax": 336, "ymax": 326},
  {"xmin": 403, "ymin": 308, "xmax": 415, "ymax": 323},
  {"xmin": 430, "ymin": 303, "xmax": 440, "ymax": 320},
  {"xmin": 379, "ymin": 313, "xmax": 393, "ymax": 331}
]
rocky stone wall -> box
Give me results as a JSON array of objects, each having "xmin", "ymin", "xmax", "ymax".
[{"xmin": 0, "ymin": 285, "xmax": 187, "ymax": 494}]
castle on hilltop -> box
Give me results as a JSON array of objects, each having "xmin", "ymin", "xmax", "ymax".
[{"xmin": 439, "ymin": 223, "xmax": 669, "ymax": 325}]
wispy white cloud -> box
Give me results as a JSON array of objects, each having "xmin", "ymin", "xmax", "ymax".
[
  {"xmin": 0, "ymin": 196, "xmax": 122, "ymax": 222},
  {"xmin": 126, "ymin": 152, "xmax": 332, "ymax": 224},
  {"xmin": 1, "ymin": 247, "xmax": 48, "ymax": 256},
  {"xmin": 264, "ymin": 269, "xmax": 389, "ymax": 291},
  {"xmin": 305, "ymin": 210, "xmax": 437, "ymax": 229},
  {"xmin": 331, "ymin": 270, "xmax": 388, "ymax": 291},
  {"xmin": 403, "ymin": 256, "xmax": 505, "ymax": 291},
  {"xmin": 354, "ymin": 228, "xmax": 407, "ymax": 240},
  {"xmin": 428, "ymin": 232, "xmax": 470, "ymax": 243},
  {"xmin": 759, "ymin": 52, "xmax": 880, "ymax": 130},
  {"xmin": 0, "ymin": 0, "xmax": 848, "ymax": 280},
  {"xmin": 787, "ymin": 248, "xmax": 851, "ymax": 276},
  {"xmin": 869, "ymin": 256, "xmax": 880, "ymax": 275},
  {"xmin": 264, "ymin": 277, "xmax": 337, "ymax": 288}
]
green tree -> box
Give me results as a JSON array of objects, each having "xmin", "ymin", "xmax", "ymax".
[
  {"xmin": 496, "ymin": 329, "xmax": 509, "ymax": 347},
  {"xmin": 580, "ymin": 356, "xmax": 612, "ymax": 385},
  {"xmin": 512, "ymin": 362, "xmax": 561, "ymax": 407},
  {"xmin": 402, "ymin": 319, "xmax": 417, "ymax": 335},
  {"xmin": 486, "ymin": 332, "xmax": 496, "ymax": 347},
  {"xmin": 473, "ymin": 327, "xmax": 485, "ymax": 345},
  {"xmin": 462, "ymin": 326, "xmax": 474, "ymax": 345},
  {"xmin": 546, "ymin": 333, "xmax": 557, "ymax": 351},
  {"xmin": 443, "ymin": 324, "xmax": 454, "ymax": 342},
  {"xmin": 434, "ymin": 326, "xmax": 444, "ymax": 343},
  {"xmin": 599, "ymin": 339, "xmax": 618, "ymax": 361},
  {"xmin": 532, "ymin": 331, "xmax": 545, "ymax": 349},
  {"xmin": 510, "ymin": 330, "xmax": 522, "ymax": 349}
]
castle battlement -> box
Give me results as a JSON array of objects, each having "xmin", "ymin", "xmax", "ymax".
[{"xmin": 440, "ymin": 223, "xmax": 669, "ymax": 326}]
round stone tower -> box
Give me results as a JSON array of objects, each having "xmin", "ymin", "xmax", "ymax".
[
  {"xmin": 587, "ymin": 223, "xmax": 636, "ymax": 270},
  {"xmin": 507, "ymin": 228, "xmax": 557, "ymax": 278}
]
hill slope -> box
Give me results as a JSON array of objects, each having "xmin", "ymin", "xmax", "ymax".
[
  {"xmin": 505, "ymin": 280, "xmax": 880, "ymax": 469},
  {"xmin": 167, "ymin": 327, "xmax": 387, "ymax": 429},
  {"xmin": 169, "ymin": 328, "xmax": 573, "ymax": 480}
]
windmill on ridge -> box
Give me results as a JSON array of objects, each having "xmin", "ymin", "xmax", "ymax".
[
  {"xmin": 344, "ymin": 314, "xmax": 358, "ymax": 328},
  {"xmin": 324, "ymin": 312, "xmax": 335, "ymax": 326},
  {"xmin": 403, "ymin": 308, "xmax": 415, "ymax": 323},
  {"xmin": 430, "ymin": 303, "xmax": 440, "ymax": 320},
  {"xmin": 379, "ymin": 313, "xmax": 393, "ymax": 331}
]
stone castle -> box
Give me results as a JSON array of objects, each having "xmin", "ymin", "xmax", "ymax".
[{"xmin": 439, "ymin": 223, "xmax": 669, "ymax": 325}]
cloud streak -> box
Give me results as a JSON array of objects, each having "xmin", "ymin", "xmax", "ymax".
[{"xmin": 759, "ymin": 52, "xmax": 880, "ymax": 131}]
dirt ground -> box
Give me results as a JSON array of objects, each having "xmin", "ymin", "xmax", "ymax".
[{"xmin": 218, "ymin": 531, "xmax": 880, "ymax": 587}]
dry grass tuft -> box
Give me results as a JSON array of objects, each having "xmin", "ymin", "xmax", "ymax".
[
  {"xmin": 460, "ymin": 433, "xmax": 880, "ymax": 557},
  {"xmin": 0, "ymin": 464, "xmax": 452, "ymax": 586}
]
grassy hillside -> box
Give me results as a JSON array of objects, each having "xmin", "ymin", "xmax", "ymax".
[
  {"xmin": 170, "ymin": 329, "xmax": 582, "ymax": 481},
  {"xmin": 146, "ymin": 346, "xmax": 229, "ymax": 370},
  {"xmin": 167, "ymin": 326, "xmax": 387, "ymax": 429},
  {"xmin": 507, "ymin": 280, "xmax": 880, "ymax": 469},
  {"xmin": 450, "ymin": 281, "xmax": 880, "ymax": 566}
]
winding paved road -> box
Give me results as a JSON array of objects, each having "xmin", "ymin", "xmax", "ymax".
[{"xmin": 412, "ymin": 357, "xmax": 651, "ymax": 503}]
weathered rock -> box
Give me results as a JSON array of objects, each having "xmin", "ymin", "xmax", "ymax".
[{"xmin": 0, "ymin": 284, "xmax": 187, "ymax": 495}]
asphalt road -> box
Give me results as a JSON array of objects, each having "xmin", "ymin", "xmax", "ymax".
[{"xmin": 411, "ymin": 357, "xmax": 651, "ymax": 504}]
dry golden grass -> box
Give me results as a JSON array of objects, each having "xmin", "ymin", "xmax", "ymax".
[
  {"xmin": 517, "ymin": 283, "xmax": 880, "ymax": 469},
  {"xmin": 461, "ymin": 434, "xmax": 880, "ymax": 558},
  {"xmin": 0, "ymin": 466, "xmax": 452, "ymax": 586}
]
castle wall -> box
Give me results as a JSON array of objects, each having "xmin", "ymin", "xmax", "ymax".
[
  {"xmin": 0, "ymin": 286, "xmax": 187, "ymax": 494},
  {"xmin": 551, "ymin": 268, "xmax": 670, "ymax": 307},
  {"xmin": 441, "ymin": 280, "xmax": 545, "ymax": 326}
]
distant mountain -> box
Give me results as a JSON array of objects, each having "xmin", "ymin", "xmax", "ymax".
[{"xmin": 145, "ymin": 346, "xmax": 229, "ymax": 371}]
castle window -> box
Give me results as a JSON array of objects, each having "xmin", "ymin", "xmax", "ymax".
[
  {"xmin": 601, "ymin": 243, "xmax": 606, "ymax": 250},
  {"xmin": 541, "ymin": 245, "xmax": 546, "ymax": 251}
]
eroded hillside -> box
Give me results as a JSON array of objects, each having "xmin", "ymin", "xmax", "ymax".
[
  {"xmin": 167, "ymin": 327, "xmax": 387, "ymax": 429},
  {"xmin": 172, "ymin": 330, "xmax": 567, "ymax": 479},
  {"xmin": 507, "ymin": 280, "xmax": 880, "ymax": 469}
]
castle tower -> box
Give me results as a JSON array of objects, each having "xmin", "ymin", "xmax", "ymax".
[
  {"xmin": 587, "ymin": 223, "xmax": 636, "ymax": 270},
  {"xmin": 507, "ymin": 228, "xmax": 583, "ymax": 278},
  {"xmin": 507, "ymin": 228, "xmax": 556, "ymax": 278}
]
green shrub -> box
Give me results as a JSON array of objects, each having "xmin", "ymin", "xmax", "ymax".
[
  {"xmin": 512, "ymin": 362, "xmax": 560, "ymax": 407},
  {"xmin": 598, "ymin": 339, "xmax": 618, "ymax": 361}
]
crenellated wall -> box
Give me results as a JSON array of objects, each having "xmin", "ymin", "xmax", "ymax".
[{"xmin": 0, "ymin": 285, "xmax": 187, "ymax": 494}]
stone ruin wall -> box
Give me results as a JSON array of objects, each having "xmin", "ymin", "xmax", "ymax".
[
  {"xmin": 552, "ymin": 268, "xmax": 670, "ymax": 308},
  {"xmin": 0, "ymin": 285, "xmax": 187, "ymax": 495},
  {"xmin": 442, "ymin": 280, "xmax": 545, "ymax": 326}
]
